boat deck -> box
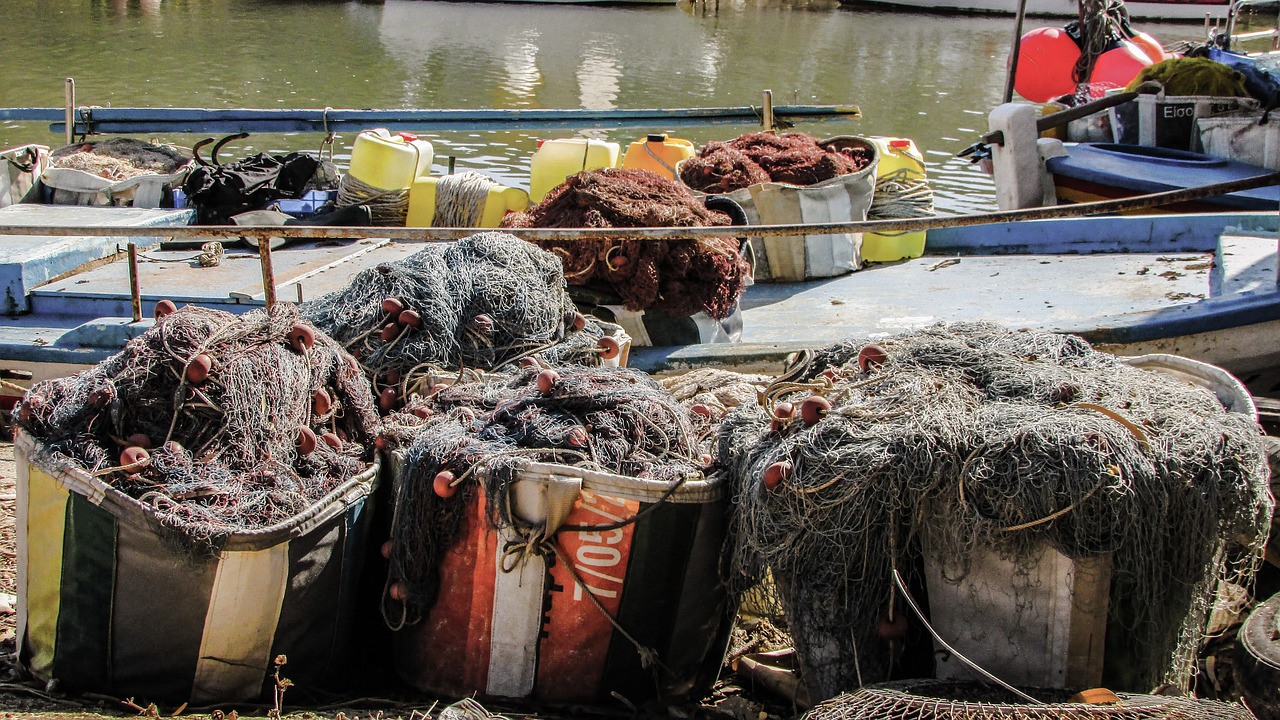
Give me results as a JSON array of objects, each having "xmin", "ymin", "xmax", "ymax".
[{"xmin": 0, "ymin": 206, "xmax": 1276, "ymax": 386}]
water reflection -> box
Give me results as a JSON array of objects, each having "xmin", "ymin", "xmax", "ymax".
[{"xmin": 0, "ymin": 0, "xmax": 1210, "ymax": 212}]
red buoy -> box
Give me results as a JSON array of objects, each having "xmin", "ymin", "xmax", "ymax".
[
  {"xmin": 800, "ymin": 396, "xmax": 832, "ymax": 426},
  {"xmin": 186, "ymin": 354, "xmax": 212, "ymax": 384},
  {"xmin": 126, "ymin": 433, "xmax": 153, "ymax": 450},
  {"xmin": 153, "ymin": 299, "xmax": 178, "ymax": 320},
  {"xmin": 382, "ymin": 297, "xmax": 405, "ymax": 316},
  {"xmin": 399, "ymin": 309, "xmax": 423, "ymax": 329},
  {"xmin": 473, "ymin": 314, "xmax": 494, "ymax": 334},
  {"xmin": 320, "ymin": 432, "xmax": 342, "ymax": 449},
  {"xmin": 434, "ymin": 470, "xmax": 458, "ymax": 498},
  {"xmin": 380, "ymin": 540, "xmax": 394, "ymax": 559},
  {"xmin": 597, "ymin": 336, "xmax": 621, "ymax": 361},
  {"xmin": 858, "ymin": 344, "xmax": 888, "ymax": 373},
  {"xmin": 288, "ymin": 324, "xmax": 316, "ymax": 353},
  {"xmin": 1012, "ymin": 26, "xmax": 1082, "ymax": 103},
  {"xmin": 380, "ymin": 323, "xmax": 401, "ymax": 343},
  {"xmin": 312, "ymin": 388, "xmax": 332, "ymax": 416},
  {"xmin": 296, "ymin": 426, "xmax": 317, "ymax": 455},
  {"xmin": 763, "ymin": 460, "xmax": 792, "ymax": 491},
  {"xmin": 537, "ymin": 369, "xmax": 559, "ymax": 394},
  {"xmin": 379, "ymin": 387, "xmax": 398, "ymax": 412},
  {"xmin": 1089, "ymin": 39, "xmax": 1153, "ymax": 93},
  {"xmin": 120, "ymin": 446, "xmax": 151, "ymax": 470}
]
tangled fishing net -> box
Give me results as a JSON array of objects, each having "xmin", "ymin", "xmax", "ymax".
[
  {"xmin": 14, "ymin": 304, "xmax": 379, "ymax": 551},
  {"xmin": 501, "ymin": 167, "xmax": 750, "ymax": 320},
  {"xmin": 679, "ymin": 132, "xmax": 874, "ymax": 194},
  {"xmin": 379, "ymin": 364, "xmax": 706, "ymax": 626},
  {"xmin": 50, "ymin": 138, "xmax": 191, "ymax": 180},
  {"xmin": 721, "ymin": 322, "xmax": 1271, "ymax": 700},
  {"xmin": 806, "ymin": 680, "xmax": 1256, "ymax": 720},
  {"xmin": 302, "ymin": 232, "xmax": 598, "ymax": 407}
]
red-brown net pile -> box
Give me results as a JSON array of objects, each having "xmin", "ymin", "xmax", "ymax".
[
  {"xmin": 679, "ymin": 132, "xmax": 873, "ymax": 194},
  {"xmin": 501, "ymin": 168, "xmax": 751, "ymax": 320}
]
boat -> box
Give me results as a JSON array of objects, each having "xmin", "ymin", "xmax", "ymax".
[
  {"xmin": 0, "ymin": 196, "xmax": 1276, "ymax": 402},
  {"xmin": 838, "ymin": 0, "xmax": 1232, "ymax": 22}
]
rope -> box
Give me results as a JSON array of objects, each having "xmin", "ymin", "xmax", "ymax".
[
  {"xmin": 868, "ymin": 167, "xmax": 935, "ymax": 228},
  {"xmin": 337, "ymin": 173, "xmax": 409, "ymax": 226},
  {"xmin": 433, "ymin": 171, "xmax": 496, "ymax": 228}
]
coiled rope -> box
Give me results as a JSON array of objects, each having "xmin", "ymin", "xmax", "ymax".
[
  {"xmin": 868, "ymin": 167, "xmax": 935, "ymax": 228},
  {"xmin": 337, "ymin": 173, "xmax": 410, "ymax": 226},
  {"xmin": 433, "ymin": 171, "xmax": 497, "ymax": 228}
]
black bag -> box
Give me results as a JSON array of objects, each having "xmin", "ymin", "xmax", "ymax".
[{"xmin": 182, "ymin": 133, "xmax": 320, "ymax": 224}]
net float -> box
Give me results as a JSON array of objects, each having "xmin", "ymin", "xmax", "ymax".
[
  {"xmin": 379, "ymin": 387, "xmax": 398, "ymax": 412},
  {"xmin": 374, "ymin": 435, "xmax": 389, "ymax": 451},
  {"xmin": 320, "ymin": 432, "xmax": 342, "ymax": 449},
  {"xmin": 186, "ymin": 353, "xmax": 212, "ymax": 384},
  {"xmin": 609, "ymin": 255, "xmax": 627, "ymax": 269},
  {"xmin": 389, "ymin": 582, "xmax": 408, "ymax": 602},
  {"xmin": 699, "ymin": 452, "xmax": 714, "ymax": 467},
  {"xmin": 473, "ymin": 314, "xmax": 494, "ymax": 334},
  {"xmin": 161, "ymin": 440, "xmax": 184, "ymax": 456},
  {"xmin": 433, "ymin": 470, "xmax": 458, "ymax": 498},
  {"xmin": 410, "ymin": 406, "xmax": 433, "ymax": 420},
  {"xmin": 380, "ymin": 540, "xmax": 394, "ymax": 559},
  {"xmin": 288, "ymin": 324, "xmax": 316, "ymax": 353},
  {"xmin": 312, "ymin": 388, "xmax": 332, "ymax": 416},
  {"xmin": 571, "ymin": 312, "xmax": 587, "ymax": 331},
  {"xmin": 380, "ymin": 322, "xmax": 401, "ymax": 343},
  {"xmin": 385, "ymin": 369, "xmax": 402, "ymax": 385},
  {"xmin": 153, "ymin": 299, "xmax": 177, "ymax": 319},
  {"xmin": 519, "ymin": 356, "xmax": 543, "ymax": 370},
  {"xmin": 296, "ymin": 426, "xmax": 317, "ymax": 455},
  {"xmin": 381, "ymin": 297, "xmax": 404, "ymax": 316},
  {"xmin": 877, "ymin": 612, "xmax": 908, "ymax": 640},
  {"xmin": 774, "ymin": 401, "xmax": 795, "ymax": 420},
  {"xmin": 763, "ymin": 460, "xmax": 792, "ymax": 491},
  {"xmin": 126, "ymin": 433, "xmax": 153, "ymax": 449},
  {"xmin": 567, "ymin": 426, "xmax": 590, "ymax": 447},
  {"xmin": 399, "ymin": 309, "xmax": 423, "ymax": 329},
  {"xmin": 536, "ymin": 369, "xmax": 559, "ymax": 394},
  {"xmin": 88, "ymin": 386, "xmax": 115, "ymax": 408},
  {"xmin": 690, "ymin": 403, "xmax": 713, "ymax": 417},
  {"xmin": 800, "ymin": 396, "xmax": 832, "ymax": 426},
  {"xmin": 427, "ymin": 382, "xmax": 449, "ymax": 396},
  {"xmin": 120, "ymin": 446, "xmax": 150, "ymax": 469},
  {"xmin": 597, "ymin": 335, "xmax": 621, "ymax": 360},
  {"xmin": 858, "ymin": 344, "xmax": 888, "ymax": 372}
]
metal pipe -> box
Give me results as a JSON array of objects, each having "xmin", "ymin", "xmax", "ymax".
[
  {"xmin": 3, "ymin": 172, "xmax": 1278, "ymax": 243},
  {"xmin": 762, "ymin": 90, "xmax": 774, "ymax": 132},
  {"xmin": 1002, "ymin": 0, "xmax": 1031, "ymax": 103},
  {"xmin": 127, "ymin": 242, "xmax": 142, "ymax": 322},
  {"xmin": 258, "ymin": 237, "xmax": 277, "ymax": 309}
]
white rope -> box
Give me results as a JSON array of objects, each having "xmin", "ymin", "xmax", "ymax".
[{"xmin": 434, "ymin": 171, "xmax": 498, "ymax": 228}]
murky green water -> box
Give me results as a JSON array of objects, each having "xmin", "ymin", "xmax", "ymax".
[{"xmin": 0, "ymin": 0, "xmax": 1210, "ymax": 212}]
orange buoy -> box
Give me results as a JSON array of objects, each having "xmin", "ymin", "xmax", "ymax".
[
  {"xmin": 186, "ymin": 354, "xmax": 213, "ymax": 384},
  {"xmin": 153, "ymin": 299, "xmax": 178, "ymax": 319},
  {"xmin": 434, "ymin": 470, "xmax": 458, "ymax": 498},
  {"xmin": 597, "ymin": 336, "xmax": 621, "ymax": 361},
  {"xmin": 1129, "ymin": 31, "xmax": 1170, "ymax": 65},
  {"xmin": 120, "ymin": 446, "xmax": 151, "ymax": 469},
  {"xmin": 288, "ymin": 324, "xmax": 316, "ymax": 353}
]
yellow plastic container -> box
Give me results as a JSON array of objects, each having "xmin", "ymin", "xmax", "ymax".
[
  {"xmin": 862, "ymin": 136, "xmax": 929, "ymax": 263},
  {"xmin": 406, "ymin": 173, "xmax": 530, "ymax": 228},
  {"xmin": 528, "ymin": 138, "xmax": 620, "ymax": 202},
  {"xmin": 621, "ymin": 134, "xmax": 696, "ymax": 181},
  {"xmin": 347, "ymin": 129, "xmax": 435, "ymax": 191}
]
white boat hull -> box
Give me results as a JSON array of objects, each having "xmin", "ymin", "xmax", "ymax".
[{"xmin": 842, "ymin": 0, "xmax": 1230, "ymax": 22}]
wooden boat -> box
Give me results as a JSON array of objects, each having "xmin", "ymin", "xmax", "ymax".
[{"xmin": 0, "ymin": 201, "xmax": 1276, "ymax": 403}]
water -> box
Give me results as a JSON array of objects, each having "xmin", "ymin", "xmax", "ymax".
[{"xmin": 0, "ymin": 0, "xmax": 1209, "ymax": 213}]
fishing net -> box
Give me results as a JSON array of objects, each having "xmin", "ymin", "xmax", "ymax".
[
  {"xmin": 13, "ymin": 303, "xmax": 379, "ymax": 552},
  {"xmin": 50, "ymin": 138, "xmax": 190, "ymax": 180},
  {"xmin": 301, "ymin": 231, "xmax": 590, "ymax": 408},
  {"xmin": 500, "ymin": 167, "xmax": 751, "ymax": 320},
  {"xmin": 721, "ymin": 322, "xmax": 1271, "ymax": 700},
  {"xmin": 806, "ymin": 680, "xmax": 1256, "ymax": 720},
  {"xmin": 380, "ymin": 364, "xmax": 706, "ymax": 627},
  {"xmin": 679, "ymin": 132, "xmax": 874, "ymax": 194}
]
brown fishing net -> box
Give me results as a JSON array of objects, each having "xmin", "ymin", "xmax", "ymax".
[
  {"xmin": 378, "ymin": 364, "xmax": 706, "ymax": 626},
  {"xmin": 679, "ymin": 132, "xmax": 874, "ymax": 194},
  {"xmin": 14, "ymin": 303, "xmax": 379, "ymax": 551},
  {"xmin": 720, "ymin": 322, "xmax": 1271, "ymax": 700},
  {"xmin": 808, "ymin": 681, "xmax": 1256, "ymax": 720},
  {"xmin": 500, "ymin": 168, "xmax": 751, "ymax": 320}
]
